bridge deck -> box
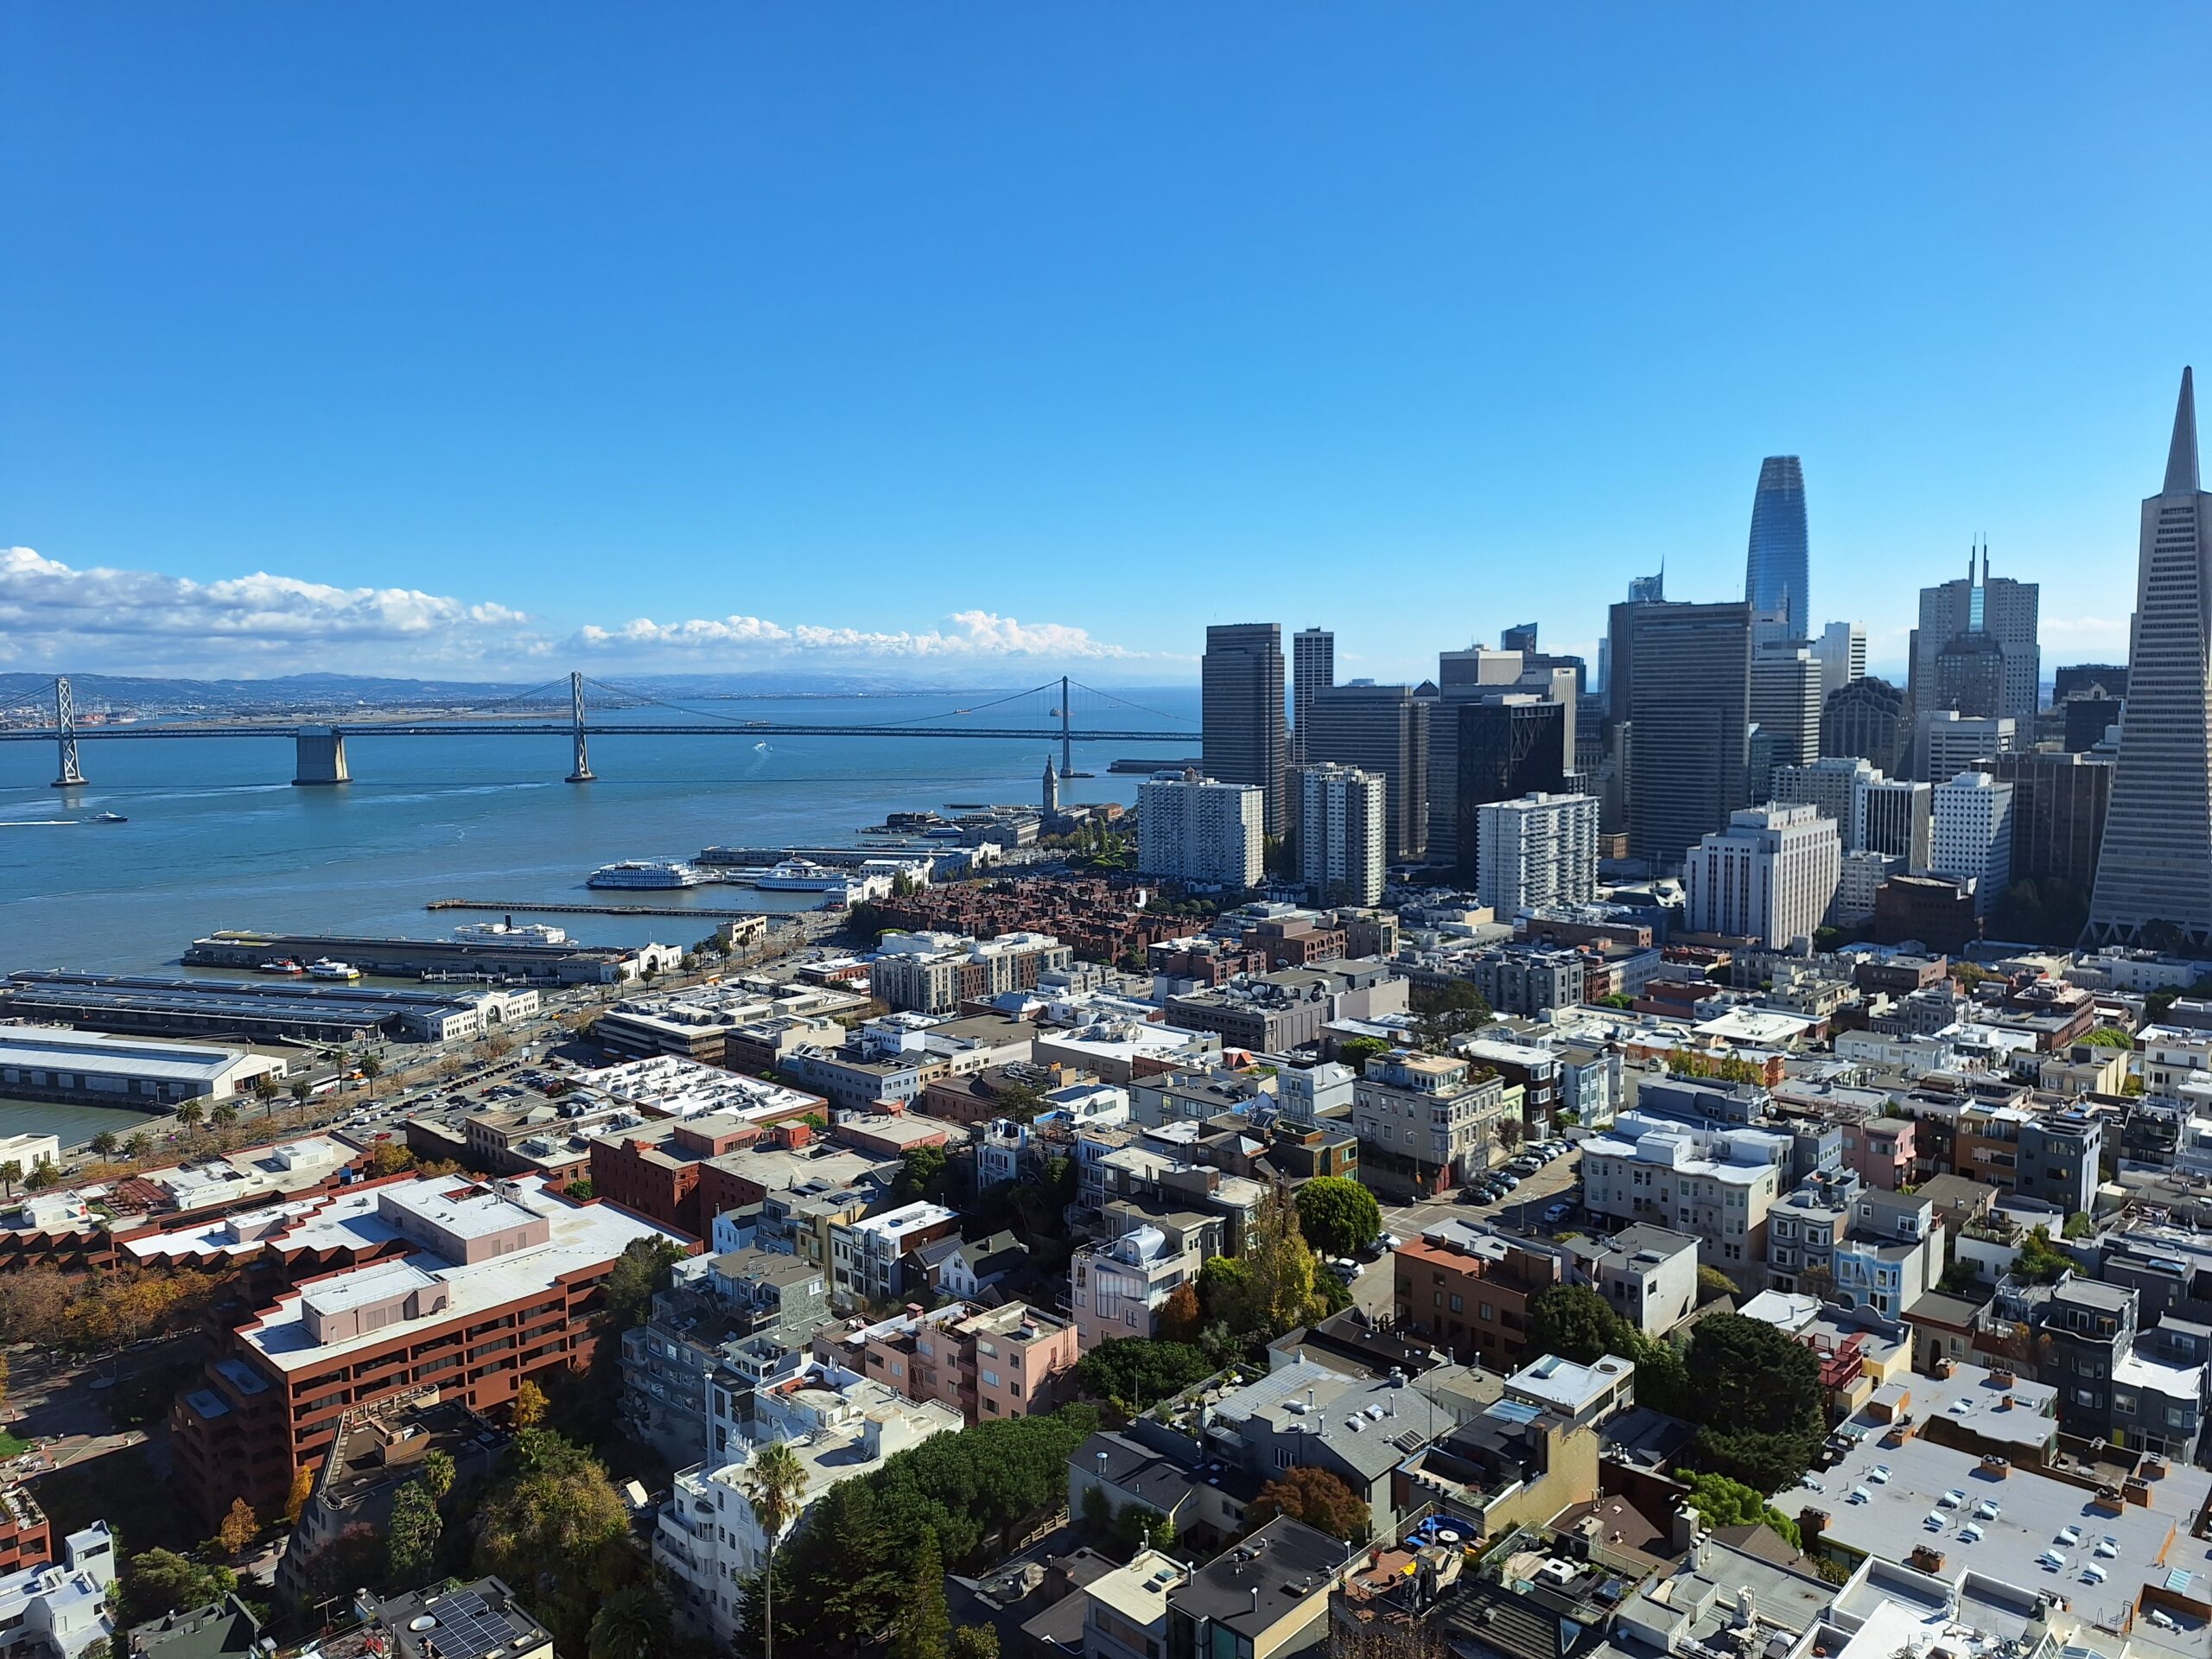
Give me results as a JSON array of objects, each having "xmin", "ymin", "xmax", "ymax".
[{"xmin": 0, "ymin": 722, "xmax": 1190, "ymax": 742}]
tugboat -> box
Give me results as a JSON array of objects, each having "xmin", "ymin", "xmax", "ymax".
[{"xmin": 258, "ymin": 957, "xmax": 307, "ymax": 975}]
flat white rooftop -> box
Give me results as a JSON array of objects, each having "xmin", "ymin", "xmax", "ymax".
[
  {"xmin": 0, "ymin": 1023, "xmax": 253, "ymax": 1082},
  {"xmin": 240, "ymin": 1175, "xmax": 684, "ymax": 1373}
]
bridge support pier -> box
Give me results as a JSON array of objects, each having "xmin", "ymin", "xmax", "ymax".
[{"xmin": 292, "ymin": 727, "xmax": 351, "ymax": 786}]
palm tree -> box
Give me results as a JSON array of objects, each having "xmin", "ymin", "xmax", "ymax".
[
  {"xmin": 124, "ymin": 1133, "xmax": 150, "ymax": 1162},
  {"xmin": 587, "ymin": 1584, "xmax": 674, "ymax": 1659},
  {"xmin": 89, "ymin": 1132, "xmax": 118, "ymax": 1160},
  {"xmin": 175, "ymin": 1101, "xmax": 204, "ymax": 1138},
  {"xmin": 359, "ymin": 1053, "xmax": 384, "ymax": 1100},
  {"xmin": 741, "ymin": 1440, "xmax": 808, "ymax": 1659},
  {"xmin": 0, "ymin": 1162, "xmax": 19, "ymax": 1198},
  {"xmin": 211, "ymin": 1102, "xmax": 239, "ymax": 1135}
]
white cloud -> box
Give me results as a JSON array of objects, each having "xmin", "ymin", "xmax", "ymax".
[
  {"xmin": 0, "ymin": 547, "xmax": 1150, "ymax": 677},
  {"xmin": 2041, "ymin": 613, "xmax": 2132, "ymax": 653},
  {"xmin": 569, "ymin": 607, "xmax": 1136, "ymax": 661}
]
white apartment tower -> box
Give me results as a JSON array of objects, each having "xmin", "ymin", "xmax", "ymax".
[
  {"xmin": 1770, "ymin": 755, "xmax": 1874, "ymax": 832},
  {"xmin": 1930, "ymin": 770, "xmax": 2015, "ymax": 918},
  {"xmin": 1682, "ymin": 803, "xmax": 1841, "ymax": 947},
  {"xmin": 1297, "ymin": 762, "xmax": 1386, "ymax": 906},
  {"xmin": 1137, "ymin": 772, "xmax": 1264, "ymax": 887},
  {"xmin": 1475, "ymin": 791, "xmax": 1599, "ymax": 914},
  {"xmin": 1914, "ymin": 711, "xmax": 2015, "ymax": 783}
]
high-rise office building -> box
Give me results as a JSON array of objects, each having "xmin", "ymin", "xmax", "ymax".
[
  {"xmin": 1137, "ymin": 772, "xmax": 1264, "ymax": 887},
  {"xmin": 1291, "ymin": 628, "xmax": 1334, "ymax": 766},
  {"xmin": 1500, "ymin": 622, "xmax": 1540, "ymax": 653},
  {"xmin": 1304, "ymin": 683, "xmax": 1428, "ymax": 864},
  {"xmin": 1750, "ymin": 642, "xmax": 1822, "ymax": 794},
  {"xmin": 1990, "ymin": 750, "xmax": 2112, "ymax": 895},
  {"xmin": 1682, "ymin": 804, "xmax": 1840, "ymax": 946},
  {"xmin": 1821, "ymin": 676, "xmax": 1910, "ymax": 775},
  {"xmin": 1475, "ymin": 792, "xmax": 1598, "ymax": 915},
  {"xmin": 1914, "ymin": 711, "xmax": 2016, "ymax": 784},
  {"xmin": 2089, "ymin": 369, "xmax": 2212, "ymax": 947},
  {"xmin": 1858, "ymin": 777, "xmax": 1933, "ymax": 873},
  {"xmin": 1745, "ymin": 456, "xmax": 1809, "ymax": 649},
  {"xmin": 1770, "ymin": 755, "xmax": 1876, "ymax": 833},
  {"xmin": 1202, "ymin": 624, "xmax": 1289, "ymax": 836},
  {"xmin": 1932, "ymin": 627, "xmax": 2008, "ymax": 720},
  {"xmin": 1912, "ymin": 545, "xmax": 2040, "ymax": 728},
  {"xmin": 1626, "ymin": 601, "xmax": 1752, "ymax": 871},
  {"xmin": 1605, "ymin": 569, "xmax": 1668, "ymax": 723},
  {"xmin": 1429, "ymin": 696, "xmax": 1569, "ymax": 877},
  {"xmin": 1297, "ymin": 763, "xmax": 1386, "ymax": 906},
  {"xmin": 2052, "ymin": 664, "xmax": 2128, "ymax": 704},
  {"xmin": 1930, "ymin": 771, "xmax": 2014, "ymax": 918},
  {"xmin": 1810, "ymin": 621, "xmax": 1867, "ymax": 702}
]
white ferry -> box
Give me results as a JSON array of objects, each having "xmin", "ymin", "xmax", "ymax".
[
  {"xmin": 308, "ymin": 958, "xmax": 362, "ymax": 981},
  {"xmin": 753, "ymin": 859, "xmax": 855, "ymax": 893},
  {"xmin": 588, "ymin": 859, "xmax": 708, "ymax": 890},
  {"xmin": 453, "ymin": 918, "xmax": 571, "ymax": 945}
]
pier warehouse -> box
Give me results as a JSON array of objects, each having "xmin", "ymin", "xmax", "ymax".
[
  {"xmin": 0, "ymin": 1025, "xmax": 284, "ymax": 1107},
  {"xmin": 2, "ymin": 972, "xmax": 538, "ymax": 1046},
  {"xmin": 183, "ymin": 930, "xmax": 681, "ymax": 985}
]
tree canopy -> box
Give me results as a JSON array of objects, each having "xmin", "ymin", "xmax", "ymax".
[
  {"xmin": 1526, "ymin": 1285, "xmax": 1634, "ymax": 1365},
  {"xmin": 1294, "ymin": 1177, "xmax": 1382, "ymax": 1257},
  {"xmin": 1248, "ymin": 1465, "xmax": 1371, "ymax": 1541},
  {"xmin": 119, "ymin": 1549, "xmax": 238, "ymax": 1630},
  {"xmin": 472, "ymin": 1430, "xmax": 635, "ymax": 1655},
  {"xmin": 892, "ymin": 1145, "xmax": 951, "ymax": 1206},
  {"xmin": 1681, "ymin": 1471, "xmax": 1802, "ymax": 1550},
  {"xmin": 1338, "ymin": 1036, "xmax": 1391, "ymax": 1070},
  {"xmin": 760, "ymin": 1406, "xmax": 1099, "ymax": 1656},
  {"xmin": 1681, "ymin": 1315, "xmax": 1826, "ymax": 1493},
  {"xmin": 599, "ymin": 1236, "xmax": 688, "ymax": 1329},
  {"xmin": 1074, "ymin": 1338, "xmax": 1216, "ymax": 1415}
]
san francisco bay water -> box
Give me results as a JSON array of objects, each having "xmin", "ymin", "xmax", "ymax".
[{"xmin": 0, "ymin": 689, "xmax": 1200, "ymax": 1139}]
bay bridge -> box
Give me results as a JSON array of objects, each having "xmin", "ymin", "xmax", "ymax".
[{"xmin": 0, "ymin": 673, "xmax": 1197, "ymax": 786}]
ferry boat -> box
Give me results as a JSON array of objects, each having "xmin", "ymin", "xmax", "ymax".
[
  {"xmin": 258, "ymin": 957, "xmax": 307, "ymax": 975},
  {"xmin": 588, "ymin": 858, "xmax": 708, "ymax": 890},
  {"xmin": 308, "ymin": 958, "xmax": 362, "ymax": 981},
  {"xmin": 452, "ymin": 918, "xmax": 571, "ymax": 945},
  {"xmin": 753, "ymin": 859, "xmax": 856, "ymax": 892}
]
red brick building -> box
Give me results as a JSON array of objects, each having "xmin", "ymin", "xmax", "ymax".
[{"xmin": 168, "ymin": 1175, "xmax": 690, "ymax": 1532}]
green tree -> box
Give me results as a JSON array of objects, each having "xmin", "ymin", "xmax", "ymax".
[
  {"xmin": 2018, "ymin": 1225, "xmax": 2074, "ymax": 1283},
  {"xmin": 0, "ymin": 1162, "xmax": 20, "ymax": 1198},
  {"xmin": 1409, "ymin": 979, "xmax": 1491, "ymax": 1052},
  {"xmin": 124, "ymin": 1133, "xmax": 151, "ymax": 1160},
  {"xmin": 1248, "ymin": 1465, "xmax": 1371, "ymax": 1541},
  {"xmin": 1337, "ymin": 1036, "xmax": 1391, "ymax": 1071},
  {"xmin": 388, "ymin": 1480, "xmax": 442, "ymax": 1583},
  {"xmin": 2082, "ymin": 1025, "xmax": 2134, "ymax": 1049},
  {"xmin": 473, "ymin": 1432, "xmax": 633, "ymax": 1655},
  {"xmin": 419, "ymin": 1449, "xmax": 456, "ymax": 1502},
  {"xmin": 359, "ymin": 1053, "xmax": 384, "ymax": 1097},
  {"xmin": 600, "ymin": 1236, "xmax": 688, "ymax": 1330},
  {"xmin": 22, "ymin": 1162, "xmax": 60, "ymax": 1192},
  {"xmin": 1244, "ymin": 1182, "xmax": 1323, "ymax": 1337},
  {"xmin": 119, "ymin": 1548, "xmax": 238, "ymax": 1630},
  {"xmin": 1074, "ymin": 1338, "xmax": 1215, "ymax": 1414},
  {"xmin": 588, "ymin": 1584, "xmax": 676, "ymax": 1659},
  {"xmin": 1294, "ymin": 1177, "xmax": 1382, "ymax": 1258},
  {"xmin": 175, "ymin": 1101, "xmax": 204, "ymax": 1135},
  {"xmin": 89, "ymin": 1132, "xmax": 118, "ymax": 1160},
  {"xmin": 1526, "ymin": 1285, "xmax": 1634, "ymax": 1364},
  {"xmin": 951, "ymin": 1627, "xmax": 1002, "ymax": 1659},
  {"xmin": 740, "ymin": 1440, "xmax": 809, "ymax": 1659},
  {"xmin": 892, "ymin": 1145, "xmax": 950, "ymax": 1206},
  {"xmin": 889, "ymin": 1533, "xmax": 951, "ymax": 1659},
  {"xmin": 211, "ymin": 1103, "xmax": 239, "ymax": 1133},
  {"xmin": 1681, "ymin": 1471, "xmax": 1802, "ymax": 1550},
  {"xmin": 1682, "ymin": 1315, "xmax": 1826, "ymax": 1493},
  {"xmin": 1197, "ymin": 1255, "xmax": 1262, "ymax": 1332},
  {"xmin": 289, "ymin": 1077, "xmax": 313, "ymax": 1109}
]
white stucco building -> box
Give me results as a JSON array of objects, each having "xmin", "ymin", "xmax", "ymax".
[{"xmin": 1681, "ymin": 804, "xmax": 1840, "ymax": 946}]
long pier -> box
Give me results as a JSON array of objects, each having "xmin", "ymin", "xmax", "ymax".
[{"xmin": 425, "ymin": 898, "xmax": 769, "ymax": 918}]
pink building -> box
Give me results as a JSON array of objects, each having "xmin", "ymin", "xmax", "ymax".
[
  {"xmin": 1839, "ymin": 1110, "xmax": 1916, "ymax": 1191},
  {"xmin": 1070, "ymin": 1226, "xmax": 1199, "ymax": 1352},
  {"xmin": 814, "ymin": 1299, "xmax": 1078, "ymax": 1424}
]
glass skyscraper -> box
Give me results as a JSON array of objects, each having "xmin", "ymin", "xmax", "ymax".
[{"xmin": 1745, "ymin": 455, "xmax": 1809, "ymax": 648}]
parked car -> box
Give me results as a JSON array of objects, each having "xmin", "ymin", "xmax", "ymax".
[
  {"xmin": 1542, "ymin": 1201, "xmax": 1576, "ymax": 1224},
  {"xmin": 1491, "ymin": 1172, "xmax": 1520, "ymax": 1191}
]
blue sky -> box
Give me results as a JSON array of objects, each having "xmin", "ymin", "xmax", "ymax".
[{"xmin": 2, "ymin": 5, "xmax": 2205, "ymax": 683}]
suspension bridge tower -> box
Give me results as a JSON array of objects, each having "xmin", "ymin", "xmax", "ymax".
[
  {"xmin": 51, "ymin": 677, "xmax": 86, "ymax": 788},
  {"xmin": 565, "ymin": 672, "xmax": 594, "ymax": 783}
]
